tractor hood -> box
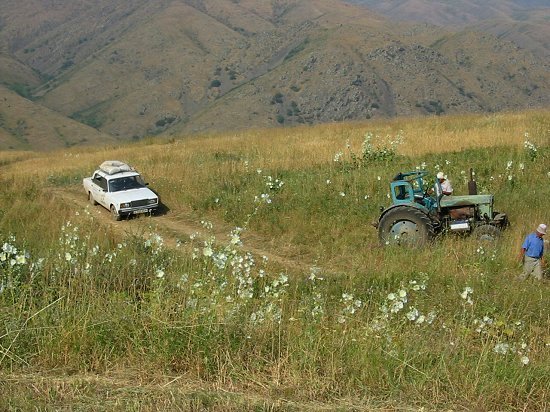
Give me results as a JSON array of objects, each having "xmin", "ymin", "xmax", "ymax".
[{"xmin": 440, "ymin": 195, "xmax": 493, "ymax": 208}]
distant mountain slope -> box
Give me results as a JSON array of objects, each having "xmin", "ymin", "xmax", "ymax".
[
  {"xmin": 1, "ymin": 0, "xmax": 164, "ymax": 76},
  {"xmin": 0, "ymin": 86, "xmax": 116, "ymax": 150},
  {"xmin": 168, "ymin": 28, "xmax": 549, "ymax": 134},
  {"xmin": 470, "ymin": 10, "xmax": 550, "ymax": 57},
  {"xmin": 0, "ymin": 0, "xmax": 548, "ymax": 149},
  {"xmin": 349, "ymin": 0, "xmax": 549, "ymax": 26},
  {"xmin": 0, "ymin": 53, "xmax": 42, "ymax": 101},
  {"xmin": 350, "ymin": 1, "xmax": 550, "ymax": 57}
]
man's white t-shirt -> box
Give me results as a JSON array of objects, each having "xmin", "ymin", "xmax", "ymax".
[{"xmin": 441, "ymin": 179, "xmax": 453, "ymax": 195}]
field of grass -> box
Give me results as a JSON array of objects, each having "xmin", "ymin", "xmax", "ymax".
[{"xmin": 0, "ymin": 110, "xmax": 549, "ymax": 410}]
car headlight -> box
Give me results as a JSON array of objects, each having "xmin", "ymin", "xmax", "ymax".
[
  {"xmin": 148, "ymin": 198, "xmax": 157, "ymax": 205},
  {"xmin": 120, "ymin": 202, "xmax": 130, "ymax": 208}
]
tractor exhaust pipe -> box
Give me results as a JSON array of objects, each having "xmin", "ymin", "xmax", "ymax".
[{"xmin": 468, "ymin": 168, "xmax": 478, "ymax": 195}]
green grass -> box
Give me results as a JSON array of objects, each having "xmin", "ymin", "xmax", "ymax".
[{"xmin": 0, "ymin": 112, "xmax": 549, "ymax": 410}]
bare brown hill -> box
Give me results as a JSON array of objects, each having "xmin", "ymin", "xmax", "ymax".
[
  {"xmin": 0, "ymin": 86, "xmax": 116, "ymax": 150},
  {"xmin": 0, "ymin": 0, "xmax": 549, "ymax": 149}
]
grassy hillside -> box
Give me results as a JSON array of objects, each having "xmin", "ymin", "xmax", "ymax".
[{"xmin": 0, "ymin": 110, "xmax": 549, "ymax": 410}]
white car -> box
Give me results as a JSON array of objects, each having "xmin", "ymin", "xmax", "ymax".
[{"xmin": 83, "ymin": 161, "xmax": 159, "ymax": 220}]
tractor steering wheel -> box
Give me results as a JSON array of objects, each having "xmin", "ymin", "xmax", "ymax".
[{"xmin": 423, "ymin": 184, "xmax": 432, "ymax": 199}]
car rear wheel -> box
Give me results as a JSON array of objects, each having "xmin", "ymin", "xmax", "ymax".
[{"xmin": 88, "ymin": 192, "xmax": 98, "ymax": 205}]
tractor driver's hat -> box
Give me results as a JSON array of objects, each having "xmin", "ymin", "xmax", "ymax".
[
  {"xmin": 436, "ymin": 172, "xmax": 447, "ymax": 180},
  {"xmin": 536, "ymin": 224, "xmax": 547, "ymax": 235}
]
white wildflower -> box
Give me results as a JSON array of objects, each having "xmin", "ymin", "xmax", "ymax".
[
  {"xmin": 493, "ymin": 342, "xmax": 510, "ymax": 355},
  {"xmin": 521, "ymin": 356, "xmax": 530, "ymax": 366},
  {"xmin": 406, "ymin": 308, "xmax": 419, "ymax": 321}
]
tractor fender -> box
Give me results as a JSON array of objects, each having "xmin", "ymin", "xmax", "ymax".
[{"xmin": 378, "ymin": 203, "xmax": 430, "ymax": 224}]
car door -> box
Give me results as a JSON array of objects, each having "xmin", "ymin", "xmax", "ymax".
[{"xmin": 92, "ymin": 174, "xmax": 108, "ymax": 207}]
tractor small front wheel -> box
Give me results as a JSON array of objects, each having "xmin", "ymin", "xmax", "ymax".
[{"xmin": 473, "ymin": 224, "xmax": 501, "ymax": 241}]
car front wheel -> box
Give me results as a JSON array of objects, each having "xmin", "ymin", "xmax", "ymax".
[{"xmin": 110, "ymin": 205, "xmax": 122, "ymax": 221}]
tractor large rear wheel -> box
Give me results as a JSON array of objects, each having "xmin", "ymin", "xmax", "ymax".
[{"xmin": 378, "ymin": 207, "xmax": 435, "ymax": 246}]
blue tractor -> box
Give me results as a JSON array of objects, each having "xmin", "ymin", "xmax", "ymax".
[{"xmin": 375, "ymin": 171, "xmax": 508, "ymax": 246}]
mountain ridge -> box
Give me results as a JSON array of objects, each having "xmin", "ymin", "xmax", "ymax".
[{"xmin": 0, "ymin": 0, "xmax": 548, "ymax": 149}]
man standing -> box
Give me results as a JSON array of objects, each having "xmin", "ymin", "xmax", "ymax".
[
  {"xmin": 518, "ymin": 224, "xmax": 546, "ymax": 280},
  {"xmin": 436, "ymin": 172, "xmax": 453, "ymax": 196}
]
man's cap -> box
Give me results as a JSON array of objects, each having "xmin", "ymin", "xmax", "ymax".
[
  {"xmin": 536, "ymin": 223, "xmax": 547, "ymax": 235},
  {"xmin": 436, "ymin": 172, "xmax": 446, "ymax": 180}
]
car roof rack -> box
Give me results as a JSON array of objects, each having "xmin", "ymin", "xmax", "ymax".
[{"xmin": 99, "ymin": 160, "xmax": 135, "ymax": 175}]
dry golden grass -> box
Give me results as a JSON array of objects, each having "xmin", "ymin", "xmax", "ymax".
[
  {"xmin": 1, "ymin": 109, "xmax": 546, "ymax": 270},
  {"xmin": 1, "ymin": 109, "xmax": 547, "ymax": 174},
  {"xmin": 1, "ymin": 109, "xmax": 549, "ymax": 411}
]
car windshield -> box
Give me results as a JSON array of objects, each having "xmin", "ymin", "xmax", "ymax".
[{"xmin": 109, "ymin": 176, "xmax": 144, "ymax": 192}]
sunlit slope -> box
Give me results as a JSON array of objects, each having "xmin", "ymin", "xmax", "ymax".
[{"xmin": 0, "ymin": 86, "xmax": 116, "ymax": 150}]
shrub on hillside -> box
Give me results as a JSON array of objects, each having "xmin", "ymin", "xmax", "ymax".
[{"xmin": 209, "ymin": 79, "xmax": 221, "ymax": 88}]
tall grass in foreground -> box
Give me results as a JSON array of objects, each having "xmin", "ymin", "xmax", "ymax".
[{"xmin": 0, "ymin": 110, "xmax": 549, "ymax": 410}]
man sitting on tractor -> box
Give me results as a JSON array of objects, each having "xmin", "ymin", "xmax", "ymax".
[{"xmin": 436, "ymin": 172, "xmax": 453, "ymax": 196}]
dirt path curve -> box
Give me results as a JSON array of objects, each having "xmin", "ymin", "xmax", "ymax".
[
  {"xmin": 53, "ymin": 187, "xmax": 317, "ymax": 276},
  {"xmin": 3, "ymin": 371, "xmax": 382, "ymax": 411}
]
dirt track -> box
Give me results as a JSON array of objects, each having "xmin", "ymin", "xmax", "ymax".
[{"xmin": 54, "ymin": 187, "xmax": 316, "ymax": 275}]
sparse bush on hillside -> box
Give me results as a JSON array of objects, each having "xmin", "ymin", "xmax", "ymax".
[
  {"xmin": 60, "ymin": 59, "xmax": 74, "ymax": 70},
  {"xmin": 209, "ymin": 79, "xmax": 221, "ymax": 88},
  {"xmin": 8, "ymin": 83, "xmax": 33, "ymax": 99},
  {"xmin": 271, "ymin": 92, "xmax": 284, "ymax": 105},
  {"xmin": 284, "ymin": 39, "xmax": 309, "ymax": 62},
  {"xmin": 426, "ymin": 100, "xmax": 445, "ymax": 115},
  {"xmin": 70, "ymin": 111, "xmax": 104, "ymax": 129},
  {"xmin": 155, "ymin": 115, "xmax": 177, "ymax": 128}
]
